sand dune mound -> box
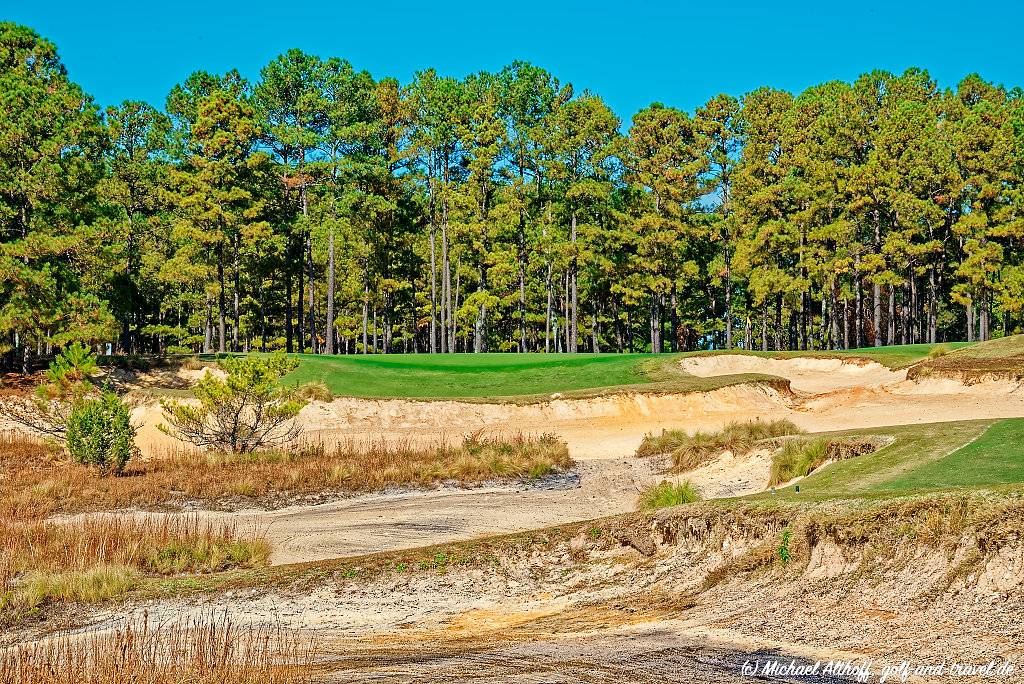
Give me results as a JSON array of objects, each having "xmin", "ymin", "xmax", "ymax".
[{"xmin": 678, "ymin": 354, "xmax": 906, "ymax": 393}]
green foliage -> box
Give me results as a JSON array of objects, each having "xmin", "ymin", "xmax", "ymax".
[
  {"xmin": 3, "ymin": 21, "xmax": 1024, "ymax": 370},
  {"xmin": 65, "ymin": 391, "xmax": 136, "ymax": 475},
  {"xmin": 159, "ymin": 354, "xmax": 308, "ymax": 453},
  {"xmin": 778, "ymin": 528, "xmax": 792, "ymax": 564},
  {"xmin": 637, "ymin": 480, "xmax": 702, "ymax": 510}
]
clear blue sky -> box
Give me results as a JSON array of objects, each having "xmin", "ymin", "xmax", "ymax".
[{"xmin": 9, "ymin": 1, "xmax": 1024, "ymax": 124}]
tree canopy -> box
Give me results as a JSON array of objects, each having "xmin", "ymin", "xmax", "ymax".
[{"xmin": 3, "ymin": 22, "xmax": 1024, "ymax": 368}]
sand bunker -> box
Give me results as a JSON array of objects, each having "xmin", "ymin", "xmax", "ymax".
[
  {"xmin": 132, "ymin": 357, "xmax": 1024, "ymax": 463},
  {"xmin": 678, "ymin": 355, "xmax": 906, "ymax": 393}
]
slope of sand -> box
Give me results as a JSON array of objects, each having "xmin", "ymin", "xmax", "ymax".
[
  {"xmin": 678, "ymin": 354, "xmax": 906, "ymax": 393},
  {"xmin": 112, "ymin": 355, "xmax": 1024, "ymax": 564},
  {"xmin": 134, "ymin": 357, "xmax": 1024, "ymax": 461}
]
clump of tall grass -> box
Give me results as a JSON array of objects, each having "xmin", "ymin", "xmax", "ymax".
[
  {"xmin": 926, "ymin": 343, "xmax": 951, "ymax": 359},
  {"xmin": 0, "ymin": 613, "xmax": 316, "ymax": 684},
  {"xmin": 293, "ymin": 381, "xmax": 332, "ymax": 403},
  {"xmin": 768, "ymin": 437, "xmax": 881, "ymax": 486},
  {"xmin": 636, "ymin": 419, "xmax": 803, "ymax": 472},
  {"xmin": 637, "ymin": 480, "xmax": 702, "ymax": 510},
  {"xmin": 1, "ymin": 431, "xmax": 573, "ymax": 516},
  {"xmin": 1, "ymin": 515, "xmax": 269, "ymax": 620},
  {"xmin": 768, "ymin": 438, "xmax": 831, "ymax": 486}
]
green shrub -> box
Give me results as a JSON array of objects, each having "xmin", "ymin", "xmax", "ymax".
[
  {"xmin": 160, "ymin": 354, "xmax": 307, "ymax": 454},
  {"xmin": 637, "ymin": 480, "xmax": 702, "ymax": 510},
  {"xmin": 65, "ymin": 391, "xmax": 137, "ymax": 475}
]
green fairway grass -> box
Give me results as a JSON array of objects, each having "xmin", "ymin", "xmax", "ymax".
[
  {"xmin": 281, "ymin": 352, "xmax": 783, "ymax": 400},
  {"xmin": 686, "ymin": 342, "xmax": 973, "ymax": 370},
  {"xmin": 754, "ymin": 418, "xmax": 1024, "ymax": 501},
  {"xmin": 284, "ymin": 353, "xmax": 649, "ymax": 399},
  {"xmin": 278, "ymin": 341, "xmax": 966, "ymax": 400},
  {"xmin": 879, "ymin": 419, "xmax": 1024, "ymax": 491}
]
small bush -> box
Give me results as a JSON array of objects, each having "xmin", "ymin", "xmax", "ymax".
[
  {"xmin": 160, "ymin": 354, "xmax": 307, "ymax": 454},
  {"xmin": 927, "ymin": 343, "xmax": 951, "ymax": 359},
  {"xmin": 637, "ymin": 480, "xmax": 702, "ymax": 510},
  {"xmin": 65, "ymin": 391, "xmax": 136, "ymax": 475}
]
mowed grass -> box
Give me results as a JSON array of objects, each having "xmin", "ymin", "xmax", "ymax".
[
  {"xmin": 282, "ymin": 353, "xmax": 649, "ymax": 398},
  {"xmin": 685, "ymin": 342, "xmax": 973, "ymax": 370},
  {"xmin": 280, "ymin": 352, "xmax": 778, "ymax": 400},
  {"xmin": 908, "ymin": 334, "xmax": 1024, "ymax": 381},
  {"xmin": 757, "ymin": 419, "xmax": 1024, "ymax": 500},
  {"xmin": 275, "ymin": 342, "xmax": 967, "ymax": 400},
  {"xmin": 879, "ymin": 419, "xmax": 1024, "ymax": 491}
]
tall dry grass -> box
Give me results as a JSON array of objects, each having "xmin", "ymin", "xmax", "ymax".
[
  {"xmin": 2, "ymin": 431, "xmax": 573, "ymax": 516},
  {"xmin": 0, "ymin": 515, "xmax": 269, "ymax": 620},
  {"xmin": 636, "ymin": 419, "xmax": 802, "ymax": 471},
  {"xmin": 0, "ymin": 613, "xmax": 316, "ymax": 684}
]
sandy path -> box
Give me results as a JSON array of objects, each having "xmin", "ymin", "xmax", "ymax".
[{"xmin": 85, "ymin": 457, "xmax": 657, "ymax": 565}]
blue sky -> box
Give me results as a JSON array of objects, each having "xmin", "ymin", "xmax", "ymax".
[{"xmin": 9, "ymin": 1, "xmax": 1024, "ymax": 123}]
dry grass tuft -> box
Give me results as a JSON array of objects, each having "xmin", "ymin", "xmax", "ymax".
[
  {"xmin": 0, "ymin": 613, "xmax": 316, "ymax": 684},
  {"xmin": 637, "ymin": 480, "xmax": 702, "ymax": 510},
  {"xmin": 1, "ymin": 514, "xmax": 269, "ymax": 621},
  {"xmin": 1, "ymin": 431, "xmax": 572, "ymax": 516},
  {"xmin": 293, "ymin": 381, "xmax": 332, "ymax": 402},
  {"xmin": 768, "ymin": 437, "xmax": 881, "ymax": 487},
  {"xmin": 636, "ymin": 419, "xmax": 802, "ymax": 471}
]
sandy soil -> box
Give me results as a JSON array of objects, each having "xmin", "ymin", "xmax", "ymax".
[
  {"xmin": 133, "ymin": 357, "xmax": 1024, "ymax": 463},
  {"xmin": 103, "ymin": 457, "xmax": 656, "ymax": 565},
  {"xmin": 110, "ymin": 356, "xmax": 1024, "ymax": 565},
  {"xmin": 38, "ymin": 502, "xmax": 1024, "ymax": 683}
]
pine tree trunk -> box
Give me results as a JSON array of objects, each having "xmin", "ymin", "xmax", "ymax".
[
  {"xmin": 217, "ymin": 244, "xmax": 226, "ymax": 354},
  {"xmin": 429, "ymin": 189, "xmax": 438, "ymax": 354},
  {"xmin": 362, "ymin": 280, "xmax": 369, "ymax": 354},
  {"xmin": 518, "ymin": 217, "xmax": 527, "ymax": 352},
  {"xmin": 307, "ymin": 233, "xmax": 316, "ymax": 354},
  {"xmin": 204, "ymin": 296, "xmax": 213, "ymax": 354},
  {"xmin": 545, "ymin": 261, "xmax": 552, "ymax": 353},
  {"xmin": 285, "ymin": 260, "xmax": 293, "ymax": 353},
  {"xmin": 563, "ymin": 270, "xmax": 570, "ymax": 353},
  {"xmin": 966, "ymin": 299, "xmax": 974, "ymax": 343},
  {"xmin": 724, "ymin": 237, "xmax": 733, "ymax": 349},
  {"xmin": 233, "ymin": 235, "xmax": 240, "ymax": 353},
  {"xmin": 297, "ymin": 238, "xmax": 304, "ymax": 353},
  {"xmin": 569, "ymin": 211, "xmax": 578, "ymax": 353},
  {"xmin": 325, "ymin": 222, "xmax": 336, "ymax": 355},
  {"xmin": 670, "ymin": 288, "xmax": 679, "ymax": 353},
  {"xmin": 888, "ymin": 288, "xmax": 896, "ymax": 346}
]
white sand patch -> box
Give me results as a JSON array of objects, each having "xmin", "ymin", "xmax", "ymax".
[{"xmin": 678, "ymin": 355, "xmax": 906, "ymax": 393}]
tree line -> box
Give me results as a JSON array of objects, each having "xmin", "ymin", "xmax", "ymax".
[{"xmin": 3, "ymin": 22, "xmax": 1023, "ymax": 370}]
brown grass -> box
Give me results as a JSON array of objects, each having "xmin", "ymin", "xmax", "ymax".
[
  {"xmin": 0, "ymin": 514, "xmax": 269, "ymax": 621},
  {"xmin": 0, "ymin": 613, "xmax": 316, "ymax": 684},
  {"xmin": 1, "ymin": 431, "xmax": 573, "ymax": 516},
  {"xmin": 636, "ymin": 419, "xmax": 802, "ymax": 471}
]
